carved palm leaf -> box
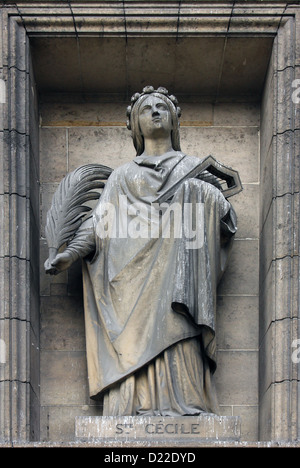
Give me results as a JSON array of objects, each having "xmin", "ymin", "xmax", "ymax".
[{"xmin": 45, "ymin": 164, "xmax": 113, "ymax": 252}]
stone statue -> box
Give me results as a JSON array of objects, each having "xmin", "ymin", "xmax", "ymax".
[{"xmin": 44, "ymin": 86, "xmax": 241, "ymax": 417}]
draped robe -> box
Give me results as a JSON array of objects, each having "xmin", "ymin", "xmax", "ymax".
[{"xmin": 66, "ymin": 151, "xmax": 237, "ymax": 415}]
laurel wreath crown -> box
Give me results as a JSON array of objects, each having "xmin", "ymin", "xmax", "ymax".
[{"xmin": 126, "ymin": 86, "xmax": 182, "ymax": 130}]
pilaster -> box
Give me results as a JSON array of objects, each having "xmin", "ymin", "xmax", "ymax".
[{"xmin": 0, "ymin": 8, "xmax": 40, "ymax": 442}]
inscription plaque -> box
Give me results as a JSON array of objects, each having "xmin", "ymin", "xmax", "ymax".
[{"xmin": 75, "ymin": 415, "xmax": 241, "ymax": 444}]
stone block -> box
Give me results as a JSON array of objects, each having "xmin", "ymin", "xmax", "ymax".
[
  {"xmin": 276, "ymin": 66, "xmax": 295, "ymax": 135},
  {"xmin": 217, "ymin": 239, "xmax": 259, "ymax": 296},
  {"xmin": 9, "ymin": 380, "xmax": 30, "ymax": 442},
  {"xmin": 276, "ymin": 17, "xmax": 295, "ymax": 71},
  {"xmin": 75, "ymin": 414, "xmax": 241, "ymax": 444},
  {"xmin": 49, "ymin": 283, "xmax": 68, "ymax": 296},
  {"xmin": 4, "ymin": 131, "xmax": 28, "ymax": 197},
  {"xmin": 9, "ymin": 257, "xmax": 29, "ymax": 321},
  {"xmin": 213, "ymin": 102, "xmax": 259, "ymax": 127},
  {"xmin": 294, "ymin": 68, "xmax": 300, "ymax": 129},
  {"xmin": 40, "ymin": 101, "xmax": 127, "ymax": 127},
  {"xmin": 9, "ymin": 319, "xmax": 29, "ymax": 383},
  {"xmin": 180, "ymin": 126, "xmax": 259, "ymax": 184},
  {"xmin": 180, "ymin": 102, "xmax": 213, "ymax": 126},
  {"xmin": 259, "ymin": 203, "xmax": 273, "ymax": 284},
  {"xmin": 272, "ymin": 380, "xmax": 300, "ymax": 441},
  {"xmin": 29, "ymin": 142, "xmax": 40, "ymax": 226},
  {"xmin": 261, "ymin": 194, "xmax": 299, "ymax": 270},
  {"xmin": 275, "ymin": 193, "xmax": 299, "ymax": 258},
  {"xmin": 259, "ymin": 139, "xmax": 274, "ymax": 228},
  {"xmin": 7, "ymin": 194, "xmax": 29, "ymax": 259},
  {"xmin": 233, "ymin": 406, "xmax": 258, "ymax": 442},
  {"xmin": 215, "ymin": 351, "xmax": 258, "ymax": 406},
  {"xmin": 40, "ymin": 405, "xmax": 102, "ymax": 442},
  {"xmin": 258, "ymin": 383, "xmax": 272, "ymax": 441},
  {"xmin": 260, "ymin": 50, "xmax": 275, "ymax": 162},
  {"xmin": 260, "ymin": 381, "xmax": 299, "ymax": 442},
  {"xmin": 259, "ymin": 262, "xmax": 274, "ymax": 338},
  {"xmin": 274, "ymin": 256, "xmax": 298, "ymax": 323},
  {"xmin": 7, "ymin": 18, "xmax": 27, "ymax": 72},
  {"xmin": 8, "ymin": 68, "xmax": 27, "ymax": 135},
  {"xmin": 0, "ymin": 318, "xmax": 10, "ymax": 382},
  {"xmin": 30, "ymin": 326, "xmax": 40, "ymax": 398},
  {"xmin": 40, "ymin": 350, "xmax": 89, "ymax": 406},
  {"xmin": 0, "ymin": 381, "xmax": 11, "ymax": 441},
  {"xmin": 29, "ymin": 386, "xmax": 40, "ymax": 442},
  {"xmin": 275, "ymin": 130, "xmax": 298, "ymax": 198},
  {"xmin": 231, "ymin": 183, "xmax": 259, "ymax": 239},
  {"xmin": 40, "ymin": 295, "xmax": 85, "ymax": 351},
  {"xmin": 29, "ymin": 269, "xmax": 40, "ymax": 338},
  {"xmin": 0, "ymin": 194, "xmax": 9, "ymax": 258},
  {"xmin": 40, "ymin": 128, "xmax": 67, "ymax": 183},
  {"xmin": 68, "ymin": 127, "xmax": 134, "ymax": 171},
  {"xmin": 260, "ymin": 318, "xmax": 299, "ymax": 394},
  {"xmin": 29, "ymin": 110, "xmax": 39, "ymax": 175},
  {"xmin": 0, "ymin": 258, "xmax": 6, "ymax": 319},
  {"xmin": 216, "ymin": 295, "xmax": 258, "ymax": 350}
]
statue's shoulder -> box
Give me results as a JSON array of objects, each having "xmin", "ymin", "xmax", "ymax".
[
  {"xmin": 180, "ymin": 153, "xmax": 206, "ymax": 170},
  {"xmin": 107, "ymin": 161, "xmax": 131, "ymax": 179}
]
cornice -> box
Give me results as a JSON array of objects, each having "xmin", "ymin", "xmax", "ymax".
[{"xmin": 1, "ymin": 1, "xmax": 293, "ymax": 36}]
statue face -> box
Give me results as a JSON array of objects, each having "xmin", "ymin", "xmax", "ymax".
[{"xmin": 138, "ymin": 95, "xmax": 172, "ymax": 139}]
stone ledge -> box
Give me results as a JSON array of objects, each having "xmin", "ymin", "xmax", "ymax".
[
  {"xmin": 1, "ymin": 440, "xmax": 300, "ymax": 448},
  {"xmin": 75, "ymin": 414, "xmax": 241, "ymax": 446}
]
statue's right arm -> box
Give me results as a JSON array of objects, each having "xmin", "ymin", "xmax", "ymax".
[{"xmin": 45, "ymin": 216, "xmax": 95, "ymax": 275}]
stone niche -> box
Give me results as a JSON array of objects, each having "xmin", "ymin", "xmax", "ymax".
[
  {"xmin": 0, "ymin": 2, "xmax": 299, "ymax": 446},
  {"xmin": 36, "ymin": 36, "xmax": 264, "ymax": 444}
]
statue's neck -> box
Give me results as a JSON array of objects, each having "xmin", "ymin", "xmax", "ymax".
[{"xmin": 142, "ymin": 136, "xmax": 173, "ymax": 157}]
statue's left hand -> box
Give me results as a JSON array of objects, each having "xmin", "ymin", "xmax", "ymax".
[{"xmin": 44, "ymin": 252, "xmax": 74, "ymax": 275}]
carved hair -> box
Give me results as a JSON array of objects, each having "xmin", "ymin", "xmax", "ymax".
[{"xmin": 126, "ymin": 86, "xmax": 182, "ymax": 156}]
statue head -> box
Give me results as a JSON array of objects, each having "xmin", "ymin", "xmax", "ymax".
[{"xmin": 126, "ymin": 86, "xmax": 182, "ymax": 156}]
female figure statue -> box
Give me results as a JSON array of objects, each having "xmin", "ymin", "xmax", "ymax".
[{"xmin": 45, "ymin": 86, "xmax": 238, "ymax": 416}]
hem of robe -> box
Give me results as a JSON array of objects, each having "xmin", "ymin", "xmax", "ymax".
[{"xmin": 88, "ymin": 328, "xmax": 216, "ymax": 401}]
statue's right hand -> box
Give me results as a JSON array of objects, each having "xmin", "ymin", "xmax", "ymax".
[{"xmin": 44, "ymin": 252, "xmax": 74, "ymax": 275}]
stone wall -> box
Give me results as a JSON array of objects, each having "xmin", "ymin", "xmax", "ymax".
[
  {"xmin": 39, "ymin": 96, "xmax": 260, "ymax": 441},
  {"xmin": 1, "ymin": 0, "xmax": 299, "ymax": 446}
]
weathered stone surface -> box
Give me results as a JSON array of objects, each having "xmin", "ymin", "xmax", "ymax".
[
  {"xmin": 180, "ymin": 126, "xmax": 259, "ymax": 184},
  {"xmin": 215, "ymin": 351, "xmax": 258, "ymax": 407},
  {"xmin": 40, "ymin": 405, "xmax": 102, "ymax": 442},
  {"xmin": 40, "ymin": 128, "xmax": 67, "ymax": 182},
  {"xmin": 68, "ymin": 127, "xmax": 133, "ymax": 170},
  {"xmin": 40, "ymin": 295, "xmax": 85, "ymax": 351},
  {"xmin": 216, "ymin": 295, "xmax": 259, "ymax": 350},
  {"xmin": 231, "ymin": 183, "xmax": 259, "ymax": 239},
  {"xmin": 75, "ymin": 415, "xmax": 241, "ymax": 444},
  {"xmin": 217, "ymin": 239, "xmax": 259, "ymax": 296},
  {"xmin": 40, "ymin": 350, "xmax": 89, "ymax": 406}
]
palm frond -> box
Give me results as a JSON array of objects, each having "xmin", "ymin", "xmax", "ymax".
[{"xmin": 45, "ymin": 164, "xmax": 113, "ymax": 251}]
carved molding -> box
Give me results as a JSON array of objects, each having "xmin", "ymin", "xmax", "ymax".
[{"xmin": 4, "ymin": 2, "xmax": 291, "ymax": 36}]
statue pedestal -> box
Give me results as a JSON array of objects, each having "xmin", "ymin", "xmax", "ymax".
[{"xmin": 75, "ymin": 414, "xmax": 241, "ymax": 446}]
